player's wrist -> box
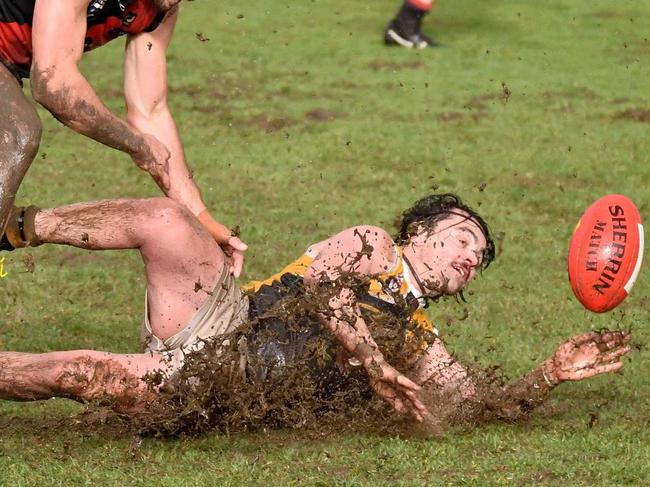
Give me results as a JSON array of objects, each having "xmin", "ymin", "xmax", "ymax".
[
  {"xmin": 197, "ymin": 210, "xmax": 230, "ymax": 244},
  {"xmin": 356, "ymin": 344, "xmax": 384, "ymax": 368},
  {"xmin": 128, "ymin": 132, "xmax": 149, "ymax": 159},
  {"xmin": 541, "ymin": 359, "xmax": 560, "ymax": 387}
]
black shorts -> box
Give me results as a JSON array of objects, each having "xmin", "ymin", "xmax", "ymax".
[{"xmin": 244, "ymin": 273, "xmax": 370, "ymax": 398}]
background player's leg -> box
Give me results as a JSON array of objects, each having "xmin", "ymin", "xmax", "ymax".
[
  {"xmin": 33, "ymin": 197, "xmax": 227, "ymax": 339},
  {"xmin": 0, "ymin": 350, "xmax": 166, "ymax": 412},
  {"xmin": 0, "ymin": 65, "xmax": 42, "ymax": 236},
  {"xmin": 385, "ymin": 0, "xmax": 435, "ymax": 48}
]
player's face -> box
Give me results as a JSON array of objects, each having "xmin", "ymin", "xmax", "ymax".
[{"xmin": 406, "ymin": 212, "xmax": 488, "ymax": 296}]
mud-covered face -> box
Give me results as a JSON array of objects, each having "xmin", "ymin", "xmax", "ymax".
[{"xmin": 404, "ymin": 212, "xmax": 488, "ymax": 296}]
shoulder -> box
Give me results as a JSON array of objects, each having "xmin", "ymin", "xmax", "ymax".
[
  {"xmin": 307, "ymin": 225, "xmax": 397, "ymax": 277},
  {"xmin": 318, "ymin": 225, "xmax": 394, "ymax": 255}
]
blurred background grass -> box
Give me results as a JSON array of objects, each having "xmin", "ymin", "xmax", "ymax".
[{"xmin": 1, "ymin": 0, "xmax": 649, "ymax": 484}]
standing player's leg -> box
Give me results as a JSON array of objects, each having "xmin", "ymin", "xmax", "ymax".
[
  {"xmin": 0, "ymin": 65, "xmax": 42, "ymax": 243},
  {"xmin": 384, "ymin": 0, "xmax": 436, "ymax": 49},
  {"xmin": 0, "ymin": 349, "xmax": 166, "ymax": 412}
]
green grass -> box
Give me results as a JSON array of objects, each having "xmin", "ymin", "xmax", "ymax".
[{"xmin": 2, "ymin": 0, "xmax": 650, "ymax": 484}]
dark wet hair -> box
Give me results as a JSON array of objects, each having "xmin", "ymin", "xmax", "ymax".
[{"xmin": 395, "ymin": 193, "xmax": 496, "ymax": 269}]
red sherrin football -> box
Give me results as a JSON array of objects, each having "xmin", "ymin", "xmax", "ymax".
[{"xmin": 568, "ymin": 194, "xmax": 644, "ymax": 313}]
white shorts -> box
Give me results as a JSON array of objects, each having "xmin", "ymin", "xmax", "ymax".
[{"xmin": 140, "ymin": 265, "xmax": 249, "ymax": 373}]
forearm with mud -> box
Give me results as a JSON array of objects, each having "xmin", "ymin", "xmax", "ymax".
[
  {"xmin": 31, "ymin": 70, "xmax": 147, "ymax": 162},
  {"xmin": 317, "ymin": 287, "xmax": 386, "ymax": 366},
  {"xmin": 476, "ymin": 360, "xmax": 556, "ymax": 421}
]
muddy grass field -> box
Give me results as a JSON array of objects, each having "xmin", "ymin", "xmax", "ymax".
[{"xmin": 2, "ymin": 0, "xmax": 650, "ymax": 484}]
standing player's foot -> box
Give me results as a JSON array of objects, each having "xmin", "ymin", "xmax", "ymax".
[{"xmin": 384, "ymin": 20, "xmax": 437, "ymax": 49}]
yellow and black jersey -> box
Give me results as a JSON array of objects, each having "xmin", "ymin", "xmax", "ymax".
[{"xmin": 243, "ymin": 245, "xmax": 438, "ymax": 363}]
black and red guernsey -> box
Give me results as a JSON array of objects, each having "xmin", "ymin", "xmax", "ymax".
[{"xmin": 0, "ymin": 0, "xmax": 165, "ymax": 79}]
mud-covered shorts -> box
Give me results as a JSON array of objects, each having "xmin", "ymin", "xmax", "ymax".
[{"xmin": 141, "ymin": 265, "xmax": 249, "ymax": 373}]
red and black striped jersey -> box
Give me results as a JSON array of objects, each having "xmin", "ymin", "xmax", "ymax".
[{"xmin": 0, "ymin": 0, "xmax": 165, "ymax": 79}]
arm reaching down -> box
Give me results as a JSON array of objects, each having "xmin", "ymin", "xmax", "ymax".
[
  {"xmin": 303, "ymin": 226, "xmax": 428, "ymax": 421},
  {"xmin": 124, "ymin": 8, "xmax": 247, "ymax": 274},
  {"xmin": 487, "ymin": 330, "xmax": 631, "ymax": 420},
  {"xmin": 410, "ymin": 330, "xmax": 630, "ymax": 425},
  {"xmin": 30, "ymin": 0, "xmax": 170, "ymax": 189}
]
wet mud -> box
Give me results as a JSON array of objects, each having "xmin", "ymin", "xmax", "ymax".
[
  {"xmin": 98, "ymin": 275, "xmax": 555, "ymax": 438},
  {"xmin": 613, "ymin": 108, "xmax": 650, "ymax": 123},
  {"xmin": 368, "ymin": 60, "xmax": 425, "ymax": 71}
]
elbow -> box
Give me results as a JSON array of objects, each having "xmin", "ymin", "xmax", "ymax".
[
  {"xmin": 30, "ymin": 69, "xmax": 80, "ymax": 129},
  {"xmin": 30, "ymin": 69, "xmax": 56, "ymax": 107},
  {"xmin": 30, "ymin": 70, "xmax": 67, "ymax": 116}
]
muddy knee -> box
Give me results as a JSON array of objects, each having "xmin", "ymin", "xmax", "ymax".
[
  {"xmin": 0, "ymin": 112, "xmax": 42, "ymax": 223},
  {"xmin": 0, "ymin": 111, "xmax": 42, "ymax": 170},
  {"xmin": 144, "ymin": 198, "xmax": 205, "ymax": 244},
  {"xmin": 57, "ymin": 356, "xmax": 157, "ymax": 411},
  {"xmin": 149, "ymin": 198, "xmax": 195, "ymax": 227}
]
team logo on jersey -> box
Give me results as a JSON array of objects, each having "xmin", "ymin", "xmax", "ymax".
[
  {"xmin": 88, "ymin": 0, "xmax": 109, "ymax": 22},
  {"xmin": 88, "ymin": 1, "xmax": 131, "ymax": 20},
  {"xmin": 385, "ymin": 276, "xmax": 402, "ymax": 294},
  {"xmin": 90, "ymin": 0, "xmax": 108, "ymax": 10}
]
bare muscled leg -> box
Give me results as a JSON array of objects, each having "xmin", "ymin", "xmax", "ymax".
[
  {"xmin": 33, "ymin": 197, "xmax": 226, "ymax": 339},
  {"xmin": 0, "ymin": 350, "xmax": 166, "ymax": 412},
  {"xmin": 0, "ymin": 65, "xmax": 42, "ymax": 233}
]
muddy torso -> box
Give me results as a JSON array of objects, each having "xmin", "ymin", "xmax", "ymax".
[
  {"xmin": 242, "ymin": 249, "xmax": 437, "ymax": 390},
  {"xmin": 0, "ymin": 0, "xmax": 164, "ymax": 79}
]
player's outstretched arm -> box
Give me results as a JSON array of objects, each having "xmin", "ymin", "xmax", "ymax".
[
  {"xmin": 411, "ymin": 338, "xmax": 476, "ymax": 399},
  {"xmin": 303, "ymin": 226, "xmax": 428, "ymax": 421},
  {"xmin": 484, "ymin": 330, "xmax": 631, "ymax": 420},
  {"xmin": 124, "ymin": 8, "xmax": 247, "ymax": 276},
  {"xmin": 30, "ymin": 0, "xmax": 169, "ymax": 190}
]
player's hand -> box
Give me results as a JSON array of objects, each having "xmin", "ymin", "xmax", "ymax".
[
  {"xmin": 221, "ymin": 235, "xmax": 248, "ymax": 278},
  {"xmin": 546, "ymin": 330, "xmax": 631, "ymax": 384},
  {"xmin": 363, "ymin": 354, "xmax": 428, "ymax": 422},
  {"xmin": 197, "ymin": 210, "xmax": 248, "ymax": 278},
  {"xmin": 131, "ymin": 133, "xmax": 171, "ymax": 191}
]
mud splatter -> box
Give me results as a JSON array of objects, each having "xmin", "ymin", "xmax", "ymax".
[
  {"xmin": 613, "ymin": 108, "xmax": 650, "ymax": 123},
  {"xmin": 501, "ymin": 82, "xmax": 511, "ymax": 102},
  {"xmin": 305, "ymin": 109, "xmax": 341, "ymax": 122},
  {"xmin": 368, "ymin": 61, "xmax": 424, "ymax": 71},
  {"xmin": 437, "ymin": 112, "xmax": 464, "ymax": 123},
  {"xmin": 109, "ymin": 274, "xmax": 558, "ymax": 437},
  {"xmin": 249, "ymin": 114, "xmax": 292, "ymax": 132}
]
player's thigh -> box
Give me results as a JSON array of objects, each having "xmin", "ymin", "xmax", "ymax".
[
  {"xmin": 0, "ymin": 64, "xmax": 42, "ymax": 228},
  {"xmin": 139, "ymin": 198, "xmax": 227, "ymax": 329},
  {"xmin": 139, "ymin": 197, "xmax": 225, "ymax": 276}
]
